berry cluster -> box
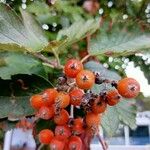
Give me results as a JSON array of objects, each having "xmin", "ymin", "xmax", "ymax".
[{"xmin": 21, "ymin": 59, "xmax": 140, "ymax": 149}]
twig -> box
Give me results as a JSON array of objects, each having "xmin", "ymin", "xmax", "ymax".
[
  {"xmin": 81, "ymin": 34, "xmax": 91, "ymax": 63},
  {"xmin": 37, "ymin": 144, "xmax": 44, "ymax": 150},
  {"xmin": 28, "ymin": 52, "xmax": 63, "ymax": 69},
  {"xmin": 97, "ymin": 134, "xmax": 108, "ymax": 150},
  {"xmin": 52, "ymin": 50, "xmax": 64, "ymax": 69},
  {"xmin": 81, "ymin": 54, "xmax": 91, "ymax": 63},
  {"xmin": 70, "ymin": 105, "xmax": 74, "ymax": 118}
]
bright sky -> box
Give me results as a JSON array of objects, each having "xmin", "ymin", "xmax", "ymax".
[{"xmin": 125, "ymin": 62, "xmax": 150, "ymax": 97}]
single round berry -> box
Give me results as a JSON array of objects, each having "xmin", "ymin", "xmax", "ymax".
[
  {"xmin": 54, "ymin": 109, "xmax": 69, "ymax": 125},
  {"xmin": 83, "ymin": 0, "xmax": 100, "ymax": 15},
  {"xmin": 72, "ymin": 118, "xmax": 84, "ymax": 135},
  {"xmin": 50, "ymin": 136, "xmax": 65, "ymax": 150},
  {"xmin": 64, "ymin": 59, "xmax": 83, "ymax": 78},
  {"xmin": 106, "ymin": 90, "xmax": 121, "ymax": 106},
  {"xmin": 30, "ymin": 94, "xmax": 44, "ymax": 110},
  {"xmin": 73, "ymin": 118, "xmax": 83, "ymax": 127},
  {"xmin": 117, "ymin": 78, "xmax": 140, "ymax": 98},
  {"xmin": 92, "ymin": 97, "xmax": 107, "ymax": 114},
  {"xmin": 69, "ymin": 89, "xmax": 84, "ymax": 106},
  {"xmin": 55, "ymin": 92, "xmax": 70, "ymax": 108},
  {"xmin": 42, "ymin": 88, "xmax": 58, "ymax": 106},
  {"xmin": 85, "ymin": 112, "xmax": 100, "ymax": 128},
  {"xmin": 55, "ymin": 125, "xmax": 71, "ymax": 139},
  {"xmin": 68, "ymin": 136, "xmax": 82, "ymax": 150},
  {"xmin": 38, "ymin": 129, "xmax": 54, "ymax": 144},
  {"xmin": 38, "ymin": 106, "xmax": 54, "ymax": 120},
  {"xmin": 76, "ymin": 70, "xmax": 95, "ymax": 89}
]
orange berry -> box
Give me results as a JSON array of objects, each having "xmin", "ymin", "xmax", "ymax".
[
  {"xmin": 92, "ymin": 98, "xmax": 107, "ymax": 114},
  {"xmin": 64, "ymin": 59, "xmax": 83, "ymax": 78},
  {"xmin": 85, "ymin": 112, "xmax": 100, "ymax": 128},
  {"xmin": 42, "ymin": 88, "xmax": 58, "ymax": 106},
  {"xmin": 30, "ymin": 94, "xmax": 44, "ymax": 110},
  {"xmin": 74, "ymin": 118, "xmax": 83, "ymax": 127},
  {"xmin": 76, "ymin": 70, "xmax": 95, "ymax": 89},
  {"xmin": 55, "ymin": 92, "xmax": 70, "ymax": 108},
  {"xmin": 117, "ymin": 78, "xmax": 140, "ymax": 98},
  {"xmin": 68, "ymin": 136, "xmax": 82, "ymax": 150},
  {"xmin": 72, "ymin": 118, "xmax": 84, "ymax": 135},
  {"xmin": 38, "ymin": 106, "xmax": 54, "ymax": 120},
  {"xmin": 54, "ymin": 109, "xmax": 69, "ymax": 125},
  {"xmin": 55, "ymin": 125, "xmax": 71, "ymax": 139},
  {"xmin": 50, "ymin": 136, "xmax": 65, "ymax": 150},
  {"xmin": 69, "ymin": 89, "xmax": 84, "ymax": 106},
  {"xmin": 38, "ymin": 129, "xmax": 54, "ymax": 144},
  {"xmin": 106, "ymin": 90, "xmax": 121, "ymax": 106}
]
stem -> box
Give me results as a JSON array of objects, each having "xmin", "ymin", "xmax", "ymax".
[
  {"xmin": 52, "ymin": 50, "xmax": 64, "ymax": 69},
  {"xmin": 86, "ymin": 34, "xmax": 91, "ymax": 52},
  {"xmin": 37, "ymin": 144, "xmax": 44, "ymax": 150},
  {"xmin": 97, "ymin": 134, "xmax": 108, "ymax": 150},
  {"xmin": 81, "ymin": 54, "xmax": 91, "ymax": 63},
  {"xmin": 70, "ymin": 105, "xmax": 74, "ymax": 118},
  {"xmin": 81, "ymin": 34, "xmax": 91, "ymax": 63},
  {"xmin": 28, "ymin": 52, "xmax": 63, "ymax": 69}
]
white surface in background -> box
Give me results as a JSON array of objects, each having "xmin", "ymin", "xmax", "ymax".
[
  {"xmin": 91, "ymin": 145, "xmax": 150, "ymax": 150},
  {"xmin": 125, "ymin": 62, "xmax": 150, "ymax": 97},
  {"xmin": 3, "ymin": 129, "xmax": 36, "ymax": 150}
]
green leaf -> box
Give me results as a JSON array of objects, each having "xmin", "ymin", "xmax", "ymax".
[
  {"xmin": 101, "ymin": 106, "xmax": 120, "ymax": 136},
  {"xmin": 116, "ymin": 100, "xmax": 137, "ymax": 129},
  {"xmin": 84, "ymin": 61, "xmax": 121, "ymax": 81},
  {"xmin": 0, "ymin": 43, "xmax": 28, "ymax": 52},
  {"xmin": 0, "ymin": 52, "xmax": 47, "ymax": 80},
  {"xmin": 0, "ymin": 4, "xmax": 48, "ymax": 51},
  {"xmin": 101, "ymin": 100, "xmax": 136, "ymax": 136},
  {"xmin": 57, "ymin": 19, "xmax": 99, "ymax": 47},
  {"xmin": 85, "ymin": 61, "xmax": 137, "ymax": 136},
  {"xmin": 42, "ymin": 38, "xmax": 68, "ymax": 53},
  {"xmin": 0, "ymin": 96, "xmax": 34, "ymax": 120},
  {"xmin": 89, "ymin": 23, "xmax": 150, "ymax": 56},
  {"xmin": 0, "ymin": 75, "xmax": 53, "ymax": 119}
]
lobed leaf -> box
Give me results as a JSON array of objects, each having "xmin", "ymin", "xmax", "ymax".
[
  {"xmin": 0, "ymin": 75, "xmax": 53, "ymax": 119},
  {"xmin": 57, "ymin": 19, "xmax": 99, "ymax": 49},
  {"xmin": 89, "ymin": 23, "xmax": 150, "ymax": 56},
  {"xmin": 0, "ymin": 4, "xmax": 48, "ymax": 52},
  {"xmin": 0, "ymin": 52, "xmax": 47, "ymax": 80}
]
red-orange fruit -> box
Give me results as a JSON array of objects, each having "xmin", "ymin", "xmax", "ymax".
[
  {"xmin": 64, "ymin": 59, "xmax": 83, "ymax": 78},
  {"xmin": 107, "ymin": 90, "xmax": 121, "ymax": 106},
  {"xmin": 55, "ymin": 125, "xmax": 71, "ymax": 139},
  {"xmin": 30, "ymin": 94, "xmax": 44, "ymax": 110},
  {"xmin": 38, "ymin": 106, "xmax": 54, "ymax": 120},
  {"xmin": 92, "ymin": 97, "xmax": 107, "ymax": 114},
  {"xmin": 117, "ymin": 77, "xmax": 140, "ymax": 98},
  {"xmin": 68, "ymin": 136, "xmax": 82, "ymax": 150},
  {"xmin": 50, "ymin": 136, "xmax": 65, "ymax": 150},
  {"xmin": 55, "ymin": 92, "xmax": 70, "ymax": 108},
  {"xmin": 85, "ymin": 112, "xmax": 100, "ymax": 127},
  {"xmin": 54, "ymin": 109, "xmax": 69, "ymax": 125},
  {"xmin": 42, "ymin": 88, "xmax": 58, "ymax": 106},
  {"xmin": 69, "ymin": 89, "xmax": 84, "ymax": 106},
  {"xmin": 76, "ymin": 70, "xmax": 95, "ymax": 89},
  {"xmin": 38, "ymin": 129, "xmax": 54, "ymax": 144}
]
